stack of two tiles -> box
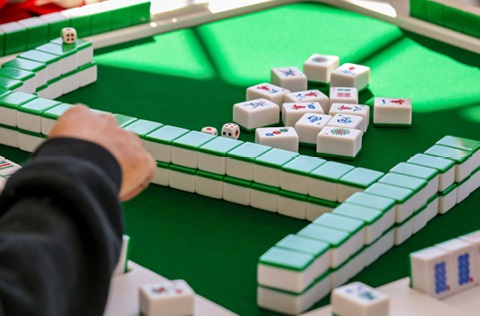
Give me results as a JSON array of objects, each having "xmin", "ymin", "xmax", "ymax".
[
  {"xmin": 20, "ymin": 38, "xmax": 94, "ymax": 99},
  {"xmin": 258, "ymin": 211, "xmax": 371, "ymax": 315},
  {"xmin": 410, "ymin": 230, "xmax": 480, "ymax": 300},
  {"xmin": 0, "ymin": 91, "xmax": 54, "ymax": 151},
  {"xmin": 424, "ymin": 136, "xmax": 480, "ymax": 208},
  {"xmin": 144, "ymin": 126, "xmax": 246, "ymax": 198},
  {"xmin": 366, "ymin": 169, "xmax": 433, "ymax": 246}
]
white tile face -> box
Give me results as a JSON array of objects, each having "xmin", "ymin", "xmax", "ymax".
[
  {"xmin": 303, "ymin": 54, "xmax": 340, "ymax": 83},
  {"xmin": 257, "ymin": 262, "xmax": 317, "ymax": 293},
  {"xmin": 80, "ymin": 64, "xmax": 97, "ymax": 87},
  {"xmin": 413, "ymin": 208, "xmax": 428, "ymax": 234},
  {"xmin": 171, "ymin": 147, "xmax": 197, "ymax": 168},
  {"xmin": 277, "ymin": 196, "xmax": 306, "ymax": 219},
  {"xmin": 223, "ymin": 182, "xmax": 250, "ymax": 206},
  {"xmin": 271, "ymin": 67, "xmax": 307, "ymax": 92},
  {"xmin": 168, "ymin": 170, "xmax": 195, "ymax": 193},
  {"xmin": 144, "ymin": 141, "xmax": 170, "ymax": 163},
  {"xmin": 438, "ymin": 187, "xmax": 457, "ymax": 214},
  {"xmin": 308, "ymin": 178, "xmax": 337, "ymax": 201},
  {"xmin": 254, "ymin": 164, "xmax": 282, "ymax": 187},
  {"xmin": 282, "ymin": 102, "xmax": 323, "ymax": 126},
  {"xmin": 78, "ymin": 46, "xmax": 94, "ymax": 66},
  {"xmin": 332, "ymin": 282, "xmax": 389, "ymax": 316},
  {"xmin": 233, "ymin": 99, "xmax": 280, "ymax": 131},
  {"xmin": 139, "ymin": 280, "xmax": 195, "ymax": 316},
  {"xmin": 0, "ymin": 107, "xmax": 17, "ymax": 127},
  {"xmin": 226, "ymin": 159, "xmax": 254, "ymax": 181},
  {"xmin": 329, "ymin": 103, "xmax": 370, "ymax": 131},
  {"xmin": 0, "ymin": 126, "xmax": 19, "ymax": 148},
  {"xmin": 195, "ymin": 176, "xmax": 223, "ymax": 199},
  {"xmin": 46, "ymin": 61, "xmax": 61, "ymax": 82},
  {"xmin": 17, "ymin": 112, "xmax": 42, "ymax": 133},
  {"xmin": 197, "ymin": 153, "xmax": 226, "ymax": 175},
  {"xmin": 306, "ymin": 201, "xmax": 335, "ymax": 222},
  {"xmin": 257, "ymin": 275, "xmax": 330, "ymax": 315},
  {"xmin": 327, "ymin": 113, "xmax": 365, "ymax": 132},
  {"xmin": 255, "ymin": 127, "xmax": 299, "ymax": 152},
  {"xmin": 0, "ymin": 158, "xmax": 21, "ymax": 177},
  {"xmin": 329, "ymin": 87, "xmax": 358, "ymax": 106},
  {"xmin": 295, "ymin": 113, "xmax": 332, "ymax": 146},
  {"xmin": 18, "ymin": 77, "xmax": 35, "ymax": 94},
  {"xmin": 246, "ymin": 83, "xmax": 290, "ymax": 105},
  {"xmin": 284, "ymin": 90, "xmax": 330, "ymax": 113},
  {"xmin": 330, "ymin": 63, "xmax": 370, "ymax": 90},
  {"xmin": 394, "ymin": 219, "xmax": 413, "ymax": 245},
  {"xmin": 373, "ymin": 97, "xmax": 412, "ymax": 126},
  {"xmin": 60, "ymin": 54, "xmax": 77, "ymax": 75},
  {"xmin": 151, "ymin": 165, "xmax": 169, "ymax": 186},
  {"xmin": 316, "ymin": 126, "xmax": 362, "ymax": 159},
  {"xmin": 436, "ymin": 239, "xmax": 477, "ymax": 294},
  {"xmin": 460, "ymin": 230, "xmax": 480, "ymax": 286},
  {"xmin": 425, "ymin": 196, "xmax": 439, "ymax": 222},
  {"xmin": 250, "ymin": 189, "xmax": 277, "ymax": 213},
  {"xmin": 36, "ymin": 68, "xmax": 47, "ymax": 88},
  {"xmin": 61, "ymin": 73, "xmax": 81, "ymax": 95},
  {"xmin": 19, "ymin": 133, "xmax": 44, "ymax": 153},
  {"xmin": 410, "ymin": 246, "xmax": 454, "ymax": 299}
]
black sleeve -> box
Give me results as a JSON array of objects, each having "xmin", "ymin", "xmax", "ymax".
[{"xmin": 0, "ymin": 137, "xmax": 123, "ymax": 316}]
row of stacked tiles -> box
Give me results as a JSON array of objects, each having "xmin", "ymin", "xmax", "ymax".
[
  {"xmin": 0, "ymin": 96, "xmax": 389, "ymax": 208},
  {"xmin": 256, "ymin": 135, "xmax": 480, "ymax": 314},
  {"xmin": 0, "ymin": 38, "xmax": 95, "ymax": 100},
  {"xmin": 0, "ymin": 0, "xmax": 150, "ymax": 56}
]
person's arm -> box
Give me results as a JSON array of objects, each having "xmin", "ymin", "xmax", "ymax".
[{"xmin": 0, "ymin": 106, "xmax": 155, "ymax": 316}]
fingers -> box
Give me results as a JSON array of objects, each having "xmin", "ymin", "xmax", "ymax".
[{"xmin": 48, "ymin": 104, "xmax": 157, "ymax": 201}]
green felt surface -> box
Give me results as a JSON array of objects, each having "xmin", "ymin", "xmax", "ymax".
[{"xmin": 1, "ymin": 3, "xmax": 480, "ymax": 316}]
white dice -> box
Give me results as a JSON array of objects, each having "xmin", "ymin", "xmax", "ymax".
[
  {"xmin": 330, "ymin": 63, "xmax": 370, "ymax": 91},
  {"xmin": 331, "ymin": 282, "xmax": 389, "ymax": 316},
  {"xmin": 221, "ymin": 123, "xmax": 240, "ymax": 139},
  {"xmin": 303, "ymin": 54, "xmax": 340, "ymax": 83},
  {"xmin": 255, "ymin": 127, "xmax": 299, "ymax": 152},
  {"xmin": 61, "ymin": 27, "xmax": 77, "ymax": 44},
  {"xmin": 139, "ymin": 280, "xmax": 195, "ymax": 316},
  {"xmin": 271, "ymin": 67, "xmax": 307, "ymax": 92},
  {"xmin": 201, "ymin": 126, "xmax": 218, "ymax": 135}
]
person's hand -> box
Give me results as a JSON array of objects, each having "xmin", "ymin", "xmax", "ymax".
[{"xmin": 49, "ymin": 104, "xmax": 156, "ymax": 201}]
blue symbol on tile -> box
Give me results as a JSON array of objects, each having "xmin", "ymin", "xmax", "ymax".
[
  {"xmin": 307, "ymin": 115, "xmax": 321, "ymax": 123},
  {"xmin": 337, "ymin": 117, "xmax": 352, "ymax": 124},
  {"xmin": 434, "ymin": 262, "xmax": 447, "ymax": 294},
  {"xmin": 308, "ymin": 103, "xmax": 315, "ymax": 109},
  {"xmin": 458, "ymin": 253, "xmax": 470, "ymax": 285}
]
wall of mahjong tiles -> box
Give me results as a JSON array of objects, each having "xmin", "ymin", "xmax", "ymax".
[{"xmin": 1, "ymin": 2, "xmax": 479, "ymax": 316}]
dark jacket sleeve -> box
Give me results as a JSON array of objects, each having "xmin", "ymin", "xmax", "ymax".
[{"xmin": 0, "ymin": 137, "xmax": 123, "ymax": 316}]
